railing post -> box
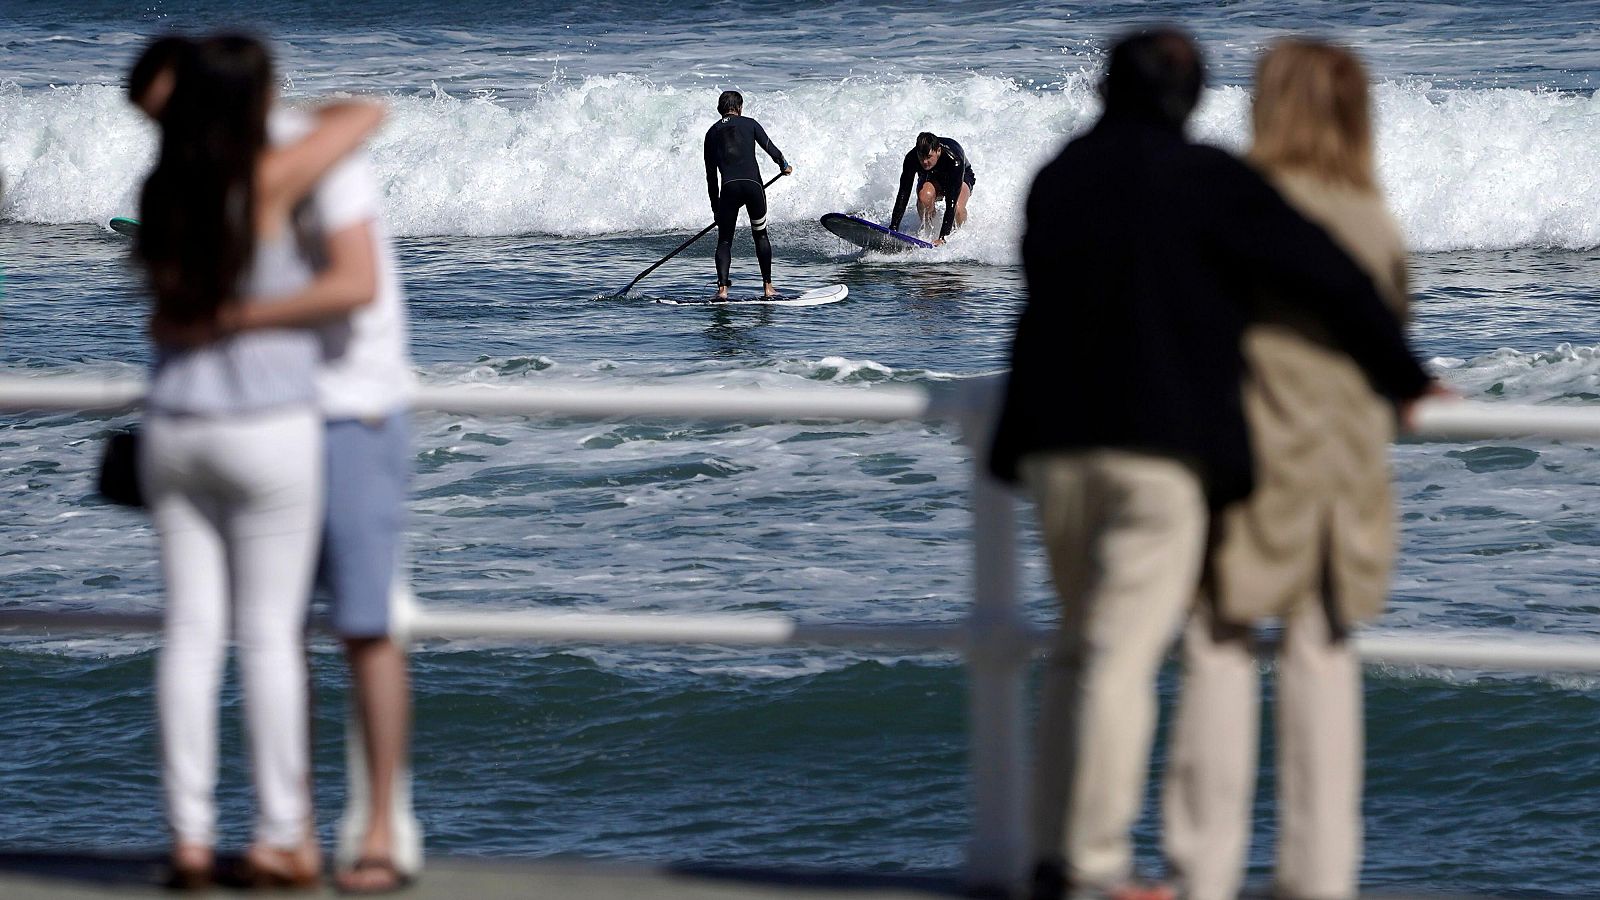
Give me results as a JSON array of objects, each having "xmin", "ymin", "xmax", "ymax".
[{"xmin": 960, "ymin": 402, "xmax": 1030, "ymax": 897}]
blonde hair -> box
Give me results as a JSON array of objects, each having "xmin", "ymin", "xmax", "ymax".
[{"xmin": 1250, "ymin": 39, "xmax": 1376, "ymax": 193}]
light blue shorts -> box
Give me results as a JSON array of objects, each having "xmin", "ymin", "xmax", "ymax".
[{"xmin": 318, "ymin": 413, "xmax": 409, "ymax": 638}]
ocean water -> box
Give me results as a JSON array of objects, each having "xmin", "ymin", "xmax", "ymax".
[{"xmin": 2, "ymin": 0, "xmax": 1599, "ymax": 894}]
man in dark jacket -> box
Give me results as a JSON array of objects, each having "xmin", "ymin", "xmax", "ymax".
[{"xmin": 990, "ymin": 29, "xmax": 1430, "ymax": 900}]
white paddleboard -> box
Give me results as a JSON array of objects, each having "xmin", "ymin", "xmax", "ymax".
[{"xmin": 656, "ymin": 285, "xmax": 848, "ymax": 307}]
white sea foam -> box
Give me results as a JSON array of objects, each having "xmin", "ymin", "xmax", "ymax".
[
  {"xmin": 1434, "ymin": 343, "xmax": 1600, "ymax": 402},
  {"xmin": 3, "ymin": 76, "xmax": 1598, "ymax": 255},
  {"xmin": 415, "ymin": 353, "xmax": 964, "ymax": 388}
]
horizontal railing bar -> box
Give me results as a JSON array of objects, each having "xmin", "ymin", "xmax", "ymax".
[
  {"xmin": 1354, "ymin": 633, "xmax": 1600, "ymax": 673},
  {"xmin": 410, "ymin": 610, "xmax": 799, "ymax": 643},
  {"xmin": 5, "ymin": 609, "xmax": 1599, "ymax": 672},
  {"xmin": 410, "ymin": 610, "xmax": 991, "ymax": 648},
  {"xmin": 4, "ymin": 374, "xmax": 1600, "ymax": 441},
  {"xmin": 789, "ymin": 623, "xmax": 1001, "ymax": 649},
  {"xmin": 0, "ymin": 376, "xmax": 144, "ymax": 413},
  {"xmin": 0, "ymin": 375, "xmax": 935, "ymax": 423},
  {"xmin": 410, "ymin": 384, "xmax": 935, "ymax": 423},
  {"xmin": 1411, "ymin": 401, "xmax": 1600, "ymax": 442},
  {"xmin": 0, "ymin": 609, "xmax": 988, "ymax": 650}
]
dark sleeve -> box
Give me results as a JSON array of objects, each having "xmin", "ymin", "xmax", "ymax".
[
  {"xmin": 753, "ymin": 121, "xmax": 786, "ymax": 170},
  {"xmin": 891, "ymin": 152, "xmax": 916, "ymax": 232},
  {"xmin": 1203, "ymin": 153, "xmax": 1429, "ymax": 400},
  {"xmin": 704, "ymin": 128, "xmax": 719, "ymax": 211}
]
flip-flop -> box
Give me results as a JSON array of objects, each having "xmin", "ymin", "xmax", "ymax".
[
  {"xmin": 163, "ymin": 864, "xmax": 212, "ymax": 892},
  {"xmin": 335, "ymin": 856, "xmax": 416, "ymax": 895},
  {"xmin": 243, "ymin": 844, "xmax": 322, "ymax": 891}
]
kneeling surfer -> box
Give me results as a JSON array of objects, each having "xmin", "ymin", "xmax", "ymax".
[
  {"xmin": 891, "ymin": 131, "xmax": 975, "ymax": 246},
  {"xmin": 704, "ymin": 90, "xmax": 793, "ymax": 298}
]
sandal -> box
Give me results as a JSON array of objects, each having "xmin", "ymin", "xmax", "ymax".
[
  {"xmin": 335, "ymin": 856, "xmax": 415, "ymax": 895},
  {"xmin": 243, "ymin": 842, "xmax": 322, "ymax": 891}
]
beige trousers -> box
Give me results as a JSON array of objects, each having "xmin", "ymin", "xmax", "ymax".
[
  {"xmin": 1024, "ymin": 450, "xmax": 1207, "ymax": 890},
  {"xmin": 1162, "ymin": 596, "xmax": 1363, "ymax": 900}
]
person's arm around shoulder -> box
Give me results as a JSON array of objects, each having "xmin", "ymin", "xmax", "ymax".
[
  {"xmin": 1384, "ymin": 231, "xmax": 1450, "ymax": 429},
  {"xmin": 1198, "ymin": 148, "xmax": 1430, "ymax": 402},
  {"xmin": 223, "ymin": 222, "xmax": 378, "ymax": 332},
  {"xmin": 152, "ymin": 219, "xmax": 379, "ymax": 345},
  {"xmin": 235, "ymin": 128, "xmax": 385, "ymax": 330},
  {"xmin": 256, "ymin": 101, "xmax": 384, "ymax": 221},
  {"xmin": 753, "ymin": 121, "xmax": 793, "ymax": 176},
  {"xmin": 153, "ymin": 107, "xmax": 385, "ymax": 347}
]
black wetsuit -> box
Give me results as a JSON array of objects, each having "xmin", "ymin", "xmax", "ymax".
[
  {"xmin": 891, "ymin": 137, "xmax": 976, "ymax": 239},
  {"xmin": 704, "ymin": 114, "xmax": 788, "ymax": 287}
]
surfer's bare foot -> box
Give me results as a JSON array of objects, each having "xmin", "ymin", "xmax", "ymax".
[
  {"xmin": 763, "ymin": 283, "xmax": 778, "ymax": 298},
  {"xmin": 716, "ymin": 286, "xmax": 729, "ymax": 300}
]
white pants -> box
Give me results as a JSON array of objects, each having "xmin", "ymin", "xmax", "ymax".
[
  {"xmin": 142, "ymin": 407, "xmax": 323, "ymax": 849},
  {"xmin": 1163, "ymin": 596, "xmax": 1363, "ymax": 900},
  {"xmin": 1024, "ymin": 450, "xmax": 1208, "ymax": 890}
]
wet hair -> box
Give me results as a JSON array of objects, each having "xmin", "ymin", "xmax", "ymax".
[
  {"xmin": 717, "ymin": 90, "xmax": 743, "ymax": 116},
  {"xmin": 1101, "ymin": 28, "xmax": 1205, "ymax": 130},
  {"xmin": 914, "ymin": 132, "xmax": 941, "ymax": 158},
  {"xmin": 127, "ymin": 35, "xmax": 192, "ymax": 112},
  {"xmin": 136, "ymin": 34, "xmax": 274, "ymax": 324},
  {"xmin": 1250, "ymin": 38, "xmax": 1377, "ymax": 193}
]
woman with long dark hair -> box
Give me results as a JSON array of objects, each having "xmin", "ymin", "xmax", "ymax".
[{"xmin": 135, "ymin": 34, "xmax": 382, "ymax": 889}]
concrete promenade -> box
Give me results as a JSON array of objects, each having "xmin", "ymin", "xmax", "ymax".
[
  {"xmin": 0, "ymin": 852, "xmax": 962, "ymax": 898},
  {"xmin": 0, "ymin": 851, "xmax": 1522, "ymax": 899}
]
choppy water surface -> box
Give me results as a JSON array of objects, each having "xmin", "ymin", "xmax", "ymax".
[{"xmin": 2, "ymin": 1, "xmax": 1599, "ymax": 894}]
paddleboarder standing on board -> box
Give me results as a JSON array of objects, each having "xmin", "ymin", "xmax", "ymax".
[
  {"xmin": 704, "ymin": 90, "xmax": 793, "ymax": 299},
  {"xmin": 891, "ymin": 132, "xmax": 975, "ymax": 246}
]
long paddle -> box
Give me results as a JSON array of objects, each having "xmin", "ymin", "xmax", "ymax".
[{"xmin": 613, "ymin": 170, "xmax": 787, "ymax": 297}]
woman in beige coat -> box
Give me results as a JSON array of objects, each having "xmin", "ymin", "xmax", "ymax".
[{"xmin": 1161, "ymin": 40, "xmax": 1412, "ymax": 900}]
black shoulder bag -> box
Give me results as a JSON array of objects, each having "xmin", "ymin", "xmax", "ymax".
[{"xmin": 97, "ymin": 428, "xmax": 145, "ymax": 508}]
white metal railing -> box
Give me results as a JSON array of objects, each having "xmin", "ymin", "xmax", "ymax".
[{"xmin": 4, "ymin": 373, "xmax": 1600, "ymax": 894}]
